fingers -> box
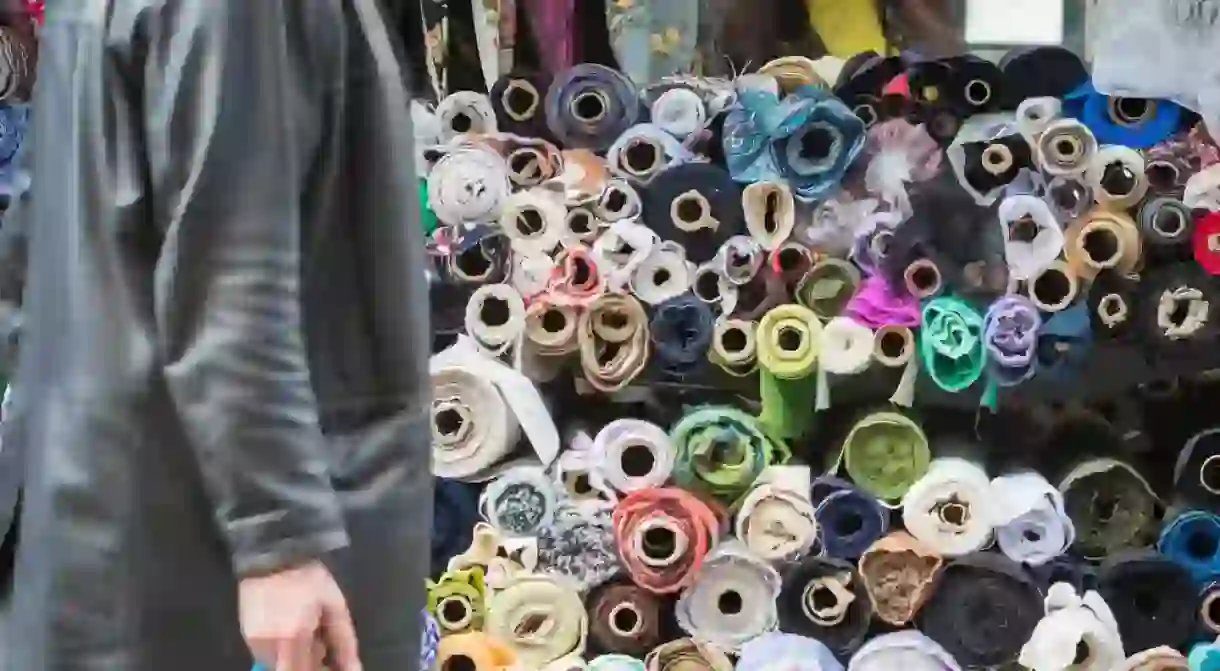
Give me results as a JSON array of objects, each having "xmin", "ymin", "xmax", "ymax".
[
  {"xmin": 320, "ymin": 596, "xmax": 362, "ymax": 671},
  {"xmin": 275, "ymin": 626, "xmax": 316, "ymax": 671}
]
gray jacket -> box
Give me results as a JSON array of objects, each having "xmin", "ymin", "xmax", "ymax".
[{"xmin": 0, "ymin": 1, "xmax": 432, "ymax": 668}]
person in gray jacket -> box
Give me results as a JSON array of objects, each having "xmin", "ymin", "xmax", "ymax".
[{"xmin": 0, "ymin": 1, "xmax": 432, "ymax": 669}]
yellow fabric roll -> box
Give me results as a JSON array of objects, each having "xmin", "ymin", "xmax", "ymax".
[
  {"xmin": 804, "ymin": 0, "xmax": 887, "ymax": 58},
  {"xmin": 435, "ymin": 632, "xmax": 519, "ymax": 671}
]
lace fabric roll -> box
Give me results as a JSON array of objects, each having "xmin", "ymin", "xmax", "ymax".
[
  {"xmin": 671, "ymin": 405, "xmax": 788, "ymax": 504},
  {"xmin": 708, "ymin": 317, "xmax": 759, "ymax": 377},
  {"xmin": 743, "ymin": 181, "xmax": 797, "ymax": 250},
  {"xmin": 999, "ymin": 194, "xmax": 1065, "ymax": 281},
  {"xmin": 649, "ymin": 295, "xmax": 715, "ymax": 376},
  {"xmin": 812, "ymin": 477, "xmax": 890, "ymax": 559},
  {"xmin": 1173, "ymin": 429, "xmax": 1220, "ymax": 510},
  {"xmin": 612, "ymin": 487, "xmax": 720, "ymax": 594},
  {"xmin": 428, "ymin": 141, "xmax": 514, "ymax": 225},
  {"xmin": 837, "ymin": 411, "xmax": 930, "ymax": 505},
  {"xmin": 593, "ymin": 419, "xmax": 675, "ymax": 494},
  {"xmin": 1038, "ymin": 118, "xmax": 1099, "ymax": 176},
  {"xmin": 433, "ymin": 478, "xmax": 482, "ymax": 575},
  {"xmin": 919, "ymin": 552, "xmax": 1043, "ymax": 668},
  {"xmin": 437, "ymin": 91, "xmax": 499, "ymax": 140},
  {"xmin": 1017, "ymin": 583, "xmax": 1125, "ymax": 671},
  {"xmin": 735, "ymin": 466, "xmax": 818, "ymax": 562},
  {"xmin": 797, "ymin": 259, "xmax": 862, "ymax": 320},
  {"xmin": 491, "ymin": 72, "xmax": 554, "ymax": 137},
  {"xmin": 857, "ymin": 532, "xmax": 942, "ymax": 626},
  {"xmin": 577, "ymin": 293, "xmax": 650, "ymax": 393},
  {"xmin": 1028, "ymin": 259, "xmax": 1079, "ymax": 313},
  {"xmin": 485, "ymin": 574, "xmax": 588, "ymax": 668},
  {"xmin": 1098, "ymin": 553, "xmax": 1197, "ymax": 654},
  {"xmin": 1060, "ymin": 458, "xmax": 1161, "ymax": 560},
  {"xmin": 991, "ymin": 472, "xmax": 1076, "ymax": 566},
  {"xmin": 538, "ymin": 499, "xmax": 621, "ymax": 591},
  {"xmin": 546, "ymin": 64, "xmax": 643, "ymax": 152},
  {"xmin": 901, "ymin": 458, "xmax": 996, "ymax": 557},
  {"xmin": 984, "ymin": 295, "xmax": 1042, "ymax": 386},
  {"xmin": 1139, "ymin": 197, "xmax": 1195, "ymax": 262},
  {"xmin": 643, "ymin": 638, "xmax": 733, "ymax": 671},
  {"xmin": 777, "ymin": 555, "xmax": 873, "ymax": 657},
  {"xmin": 607, "ymin": 123, "xmax": 693, "ymax": 186},
  {"xmin": 920, "ymin": 296, "xmax": 986, "ymax": 393},
  {"xmin": 676, "ymin": 540, "xmax": 782, "ymax": 654},
  {"xmin": 480, "ymin": 466, "xmax": 559, "ymax": 537},
  {"xmin": 428, "ymin": 567, "xmax": 488, "ymax": 635},
  {"xmin": 435, "ymin": 632, "xmax": 519, "ymax": 671},
  {"xmin": 1120, "ymin": 647, "xmax": 1190, "ymax": 671},
  {"xmin": 642, "ymin": 162, "xmax": 747, "ymax": 263},
  {"xmin": 864, "ymin": 119, "xmax": 942, "ymax": 216},
  {"xmin": 1157, "ymin": 511, "xmax": 1220, "ymax": 583},
  {"xmin": 843, "ymin": 274, "xmax": 920, "ymax": 330},
  {"xmin": 738, "ymin": 632, "xmax": 845, "ymax": 671},
  {"xmin": 756, "ymin": 304, "xmax": 823, "ymax": 439},
  {"xmin": 848, "ymin": 630, "xmax": 963, "ymax": 671},
  {"xmin": 631, "ymin": 242, "xmax": 695, "ymax": 306},
  {"xmin": 465, "ymin": 284, "xmax": 527, "ymax": 353},
  {"xmin": 587, "ymin": 580, "xmax": 665, "ymax": 657},
  {"xmin": 1087, "ymin": 270, "xmax": 1141, "ymax": 343},
  {"xmin": 651, "ymin": 86, "xmax": 707, "ymax": 139}
]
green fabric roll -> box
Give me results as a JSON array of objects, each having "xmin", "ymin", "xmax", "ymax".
[
  {"xmin": 837, "ymin": 411, "xmax": 930, "ymax": 504},
  {"xmin": 419, "ymin": 178, "xmax": 439, "ymax": 234},
  {"xmin": 796, "ymin": 258, "xmax": 861, "ymax": 320},
  {"xmin": 756, "ymin": 304, "xmax": 823, "ymax": 439},
  {"xmin": 919, "ymin": 296, "xmax": 986, "ymax": 393},
  {"xmin": 670, "ymin": 406, "xmax": 790, "ymax": 505}
]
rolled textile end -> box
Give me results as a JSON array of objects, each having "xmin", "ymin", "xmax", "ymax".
[
  {"xmin": 1087, "ymin": 145, "xmax": 1149, "ymax": 210},
  {"xmin": 902, "ymin": 258, "xmax": 942, "ymax": 299},
  {"xmin": 743, "ymin": 180, "xmax": 797, "ymax": 250},
  {"xmin": 1037, "ymin": 118, "xmax": 1098, "ymax": 176},
  {"xmin": 797, "ymin": 258, "xmax": 863, "ymax": 319},
  {"xmin": 577, "ymin": 293, "xmax": 650, "ymax": 393},
  {"xmin": 1063, "ymin": 209, "xmax": 1141, "ymax": 281},
  {"xmin": 709, "ymin": 317, "xmax": 759, "ymax": 377},
  {"xmin": 1028, "ymin": 260, "xmax": 1079, "ymax": 313},
  {"xmin": 435, "ymin": 632, "xmax": 519, "ymax": 671},
  {"xmin": 858, "ymin": 531, "xmax": 943, "ymax": 626}
]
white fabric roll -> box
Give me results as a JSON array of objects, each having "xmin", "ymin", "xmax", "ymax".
[
  {"xmin": 428, "ymin": 142, "xmax": 513, "ymax": 225},
  {"xmin": 1185, "ymin": 164, "xmax": 1220, "ymax": 212},
  {"xmin": 999, "ymin": 195, "xmax": 1065, "ymax": 281},
  {"xmin": 465, "ymin": 284, "xmax": 527, "ymax": 354},
  {"xmin": 1038, "ymin": 119, "xmax": 1098, "ymax": 177},
  {"xmin": 1016, "ymin": 97, "xmax": 1063, "ymax": 146},
  {"xmin": 592, "ymin": 219, "xmax": 660, "ymax": 291},
  {"xmin": 500, "ymin": 189, "xmax": 572, "ymax": 256},
  {"xmin": 740, "ymin": 632, "xmax": 844, "ymax": 671},
  {"xmin": 992, "ymin": 472, "xmax": 1076, "ymax": 566},
  {"xmin": 1087, "ymin": 145, "xmax": 1149, "ymax": 210},
  {"xmin": 607, "ymin": 123, "xmax": 693, "ymax": 185},
  {"xmin": 630, "ymin": 241, "xmax": 695, "ymax": 305},
  {"xmin": 1018, "ymin": 583, "xmax": 1125, "ymax": 671},
  {"xmin": 674, "ymin": 541, "xmax": 781, "ymax": 654},
  {"xmin": 485, "ymin": 574, "xmax": 589, "ymax": 668},
  {"xmin": 743, "ymin": 181, "xmax": 797, "ymax": 250},
  {"xmin": 651, "ymin": 87, "xmax": 707, "ymax": 139},
  {"xmin": 436, "ymin": 90, "xmax": 499, "ymax": 140},
  {"xmin": 848, "ymin": 630, "xmax": 963, "ymax": 671},
  {"xmin": 593, "ymin": 419, "xmax": 676, "ymax": 493},
  {"xmin": 554, "ymin": 430, "xmax": 619, "ymax": 505},
  {"xmin": 735, "ymin": 466, "xmax": 819, "ymax": 563},
  {"xmin": 901, "ymin": 457, "xmax": 996, "ymax": 557},
  {"xmin": 596, "ymin": 179, "xmax": 643, "ymax": 222},
  {"xmin": 816, "ymin": 317, "xmax": 875, "ymax": 411}
]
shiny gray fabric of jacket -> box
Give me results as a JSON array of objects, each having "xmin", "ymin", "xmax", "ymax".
[{"xmin": 0, "ymin": 1, "xmax": 432, "ymax": 668}]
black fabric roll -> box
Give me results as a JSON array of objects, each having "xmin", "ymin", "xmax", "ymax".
[
  {"xmin": 1139, "ymin": 197, "xmax": 1195, "ymax": 263},
  {"xmin": 941, "ymin": 55, "xmax": 1006, "ymax": 115},
  {"xmin": 1174, "ymin": 428, "xmax": 1220, "ymax": 510},
  {"xmin": 777, "ymin": 555, "xmax": 873, "ymax": 658},
  {"xmin": 1030, "ymin": 555, "xmax": 1097, "ymax": 594},
  {"xmin": 833, "ymin": 53, "xmax": 906, "ymax": 128},
  {"xmin": 960, "ymin": 134, "xmax": 1035, "ymax": 195},
  {"xmin": 1061, "ymin": 459, "xmax": 1161, "ymax": 559},
  {"xmin": 1098, "ymin": 552, "xmax": 1197, "ymax": 653},
  {"xmin": 998, "ymin": 46, "xmax": 1089, "ymax": 102},
  {"xmin": 642, "ymin": 162, "xmax": 746, "ymax": 263},
  {"xmin": 490, "ymin": 71, "xmax": 555, "ymax": 138},
  {"xmin": 918, "ymin": 552, "xmax": 1042, "ymax": 668},
  {"xmin": 882, "ymin": 171, "xmax": 1008, "ymax": 300},
  {"xmin": 1087, "ymin": 270, "xmax": 1142, "ymax": 344},
  {"xmin": 1137, "ymin": 262, "xmax": 1220, "ymax": 363}
]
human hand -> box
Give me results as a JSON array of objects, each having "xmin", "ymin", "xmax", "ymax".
[{"xmin": 239, "ymin": 561, "xmax": 362, "ymax": 671}]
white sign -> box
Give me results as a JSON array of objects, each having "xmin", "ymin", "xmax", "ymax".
[{"xmin": 966, "ymin": 0, "xmax": 1066, "ymax": 45}]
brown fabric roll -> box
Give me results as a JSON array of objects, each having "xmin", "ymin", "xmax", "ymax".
[{"xmin": 587, "ymin": 580, "xmax": 665, "ymax": 657}]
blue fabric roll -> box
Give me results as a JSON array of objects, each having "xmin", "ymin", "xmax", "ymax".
[
  {"xmin": 1063, "ymin": 81, "xmax": 1182, "ymax": 149},
  {"xmin": 649, "ymin": 294, "xmax": 715, "ymax": 376},
  {"xmin": 811, "ymin": 476, "xmax": 890, "ymax": 559},
  {"xmin": 1158, "ymin": 510, "xmax": 1220, "ymax": 584},
  {"xmin": 432, "ymin": 478, "xmax": 480, "ymax": 577}
]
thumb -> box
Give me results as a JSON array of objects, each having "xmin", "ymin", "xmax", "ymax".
[{"xmin": 321, "ymin": 596, "xmax": 362, "ymax": 671}]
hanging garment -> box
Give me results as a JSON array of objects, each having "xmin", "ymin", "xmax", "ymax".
[{"xmin": 2, "ymin": 2, "xmax": 431, "ymax": 669}]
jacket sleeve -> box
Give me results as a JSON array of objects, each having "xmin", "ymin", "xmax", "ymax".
[{"xmin": 142, "ymin": 1, "xmax": 349, "ymax": 577}]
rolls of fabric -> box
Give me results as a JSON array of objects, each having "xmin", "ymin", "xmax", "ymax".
[
  {"xmin": 612, "ymin": 487, "xmax": 720, "ymax": 594},
  {"xmin": 588, "ymin": 654, "xmax": 647, "ymax": 671},
  {"xmin": 844, "ymin": 274, "xmax": 921, "ymax": 330},
  {"xmin": 642, "ymin": 162, "xmax": 747, "ymax": 263},
  {"xmin": 1120, "ymin": 647, "xmax": 1190, "ymax": 671},
  {"xmin": 448, "ymin": 226, "xmax": 513, "ymax": 283},
  {"xmin": 1064, "ymin": 84, "xmax": 1182, "ymax": 150},
  {"xmin": 777, "ymin": 555, "xmax": 873, "ymax": 657},
  {"xmin": 1139, "ymin": 197, "xmax": 1195, "ymax": 262},
  {"xmin": 428, "ymin": 567, "xmax": 488, "ymax": 635},
  {"xmin": 491, "ymin": 72, "xmax": 554, "ymax": 137},
  {"xmin": 480, "ymin": 466, "xmax": 559, "ymax": 537},
  {"xmin": 743, "ymin": 181, "xmax": 797, "ymax": 250},
  {"xmin": 1098, "ymin": 553, "xmax": 1197, "ymax": 654},
  {"xmin": 716, "ymin": 235, "xmax": 765, "ymax": 287},
  {"xmin": 1063, "ymin": 208, "xmax": 1142, "ymax": 281},
  {"xmin": 1028, "ymin": 259, "xmax": 1080, "ymax": 312},
  {"xmin": 983, "ymin": 295, "xmax": 1042, "ymax": 387},
  {"xmin": 1038, "ymin": 118, "xmax": 1099, "ymax": 176},
  {"xmin": 857, "ymin": 532, "xmax": 943, "ymax": 627},
  {"xmin": 607, "ymin": 123, "xmax": 692, "ymax": 185},
  {"xmin": 812, "ymin": 477, "xmax": 890, "ymax": 560},
  {"xmin": 1157, "ymin": 511, "xmax": 1220, "ymax": 583},
  {"xmin": 670, "ymin": 405, "xmax": 787, "ymax": 503},
  {"xmin": 577, "ymin": 293, "xmax": 651, "ymax": 393},
  {"xmin": 919, "ymin": 553, "xmax": 1043, "ymax": 667},
  {"xmin": 1202, "ymin": 582, "xmax": 1220, "ymax": 635},
  {"xmin": 546, "ymin": 64, "xmax": 643, "ymax": 152},
  {"xmin": 1061, "ymin": 458, "xmax": 1161, "ymax": 560},
  {"xmin": 447, "ymin": 522, "xmax": 539, "ymax": 590},
  {"xmin": 675, "ymin": 541, "xmax": 782, "ymax": 654},
  {"xmin": 593, "ymin": 419, "xmax": 676, "ymax": 494},
  {"xmin": 437, "ymin": 91, "xmax": 499, "ymax": 140},
  {"xmin": 920, "ymin": 296, "xmax": 986, "ymax": 393},
  {"xmin": 587, "ymin": 580, "xmax": 666, "ymax": 657},
  {"xmin": 756, "ymin": 304, "xmax": 823, "ymax": 439},
  {"xmin": 735, "ymin": 466, "xmax": 818, "ymax": 562},
  {"xmin": 1173, "ymin": 428, "xmax": 1220, "ymax": 510},
  {"xmin": 1138, "ymin": 263, "xmax": 1220, "ymax": 360},
  {"xmin": 1036, "ymin": 302, "xmax": 1093, "ymax": 379},
  {"xmin": 708, "ymin": 317, "xmax": 759, "ymax": 377},
  {"xmin": 999, "ymin": 194, "xmax": 1065, "ymax": 281},
  {"xmin": 1087, "ymin": 270, "xmax": 1142, "ymax": 343},
  {"xmin": 429, "ymin": 141, "xmax": 514, "ymax": 225},
  {"xmin": 1191, "ymin": 640, "xmax": 1220, "ymax": 671},
  {"xmin": 537, "ymin": 499, "xmax": 621, "ymax": 591},
  {"xmin": 643, "ymin": 638, "xmax": 733, "ymax": 671},
  {"xmin": 848, "ymin": 630, "xmax": 962, "ymax": 671},
  {"xmin": 649, "ymin": 295, "xmax": 715, "ymax": 376},
  {"xmin": 863, "ymin": 119, "xmax": 942, "ymax": 215},
  {"xmin": 1045, "ymin": 174, "xmax": 1095, "ymax": 222},
  {"xmin": 597, "ymin": 178, "xmax": 644, "ymax": 223},
  {"xmin": 901, "ymin": 458, "xmax": 996, "ymax": 557},
  {"xmin": 546, "ymin": 245, "xmax": 603, "ymax": 304},
  {"xmin": 797, "ymin": 258, "xmax": 862, "ymax": 320},
  {"xmin": 814, "ymin": 316, "xmax": 875, "ymax": 410},
  {"xmin": 485, "ymin": 573, "xmax": 588, "ymax": 668},
  {"xmin": 650, "ymin": 86, "xmax": 707, "ymax": 140},
  {"xmin": 991, "ymin": 472, "xmax": 1076, "ymax": 566},
  {"xmin": 630, "ymin": 241, "xmax": 695, "ymax": 305},
  {"xmin": 429, "ymin": 368, "xmax": 520, "ymax": 481},
  {"xmin": 465, "ymin": 283, "xmax": 527, "ymax": 353},
  {"xmin": 739, "ymin": 632, "xmax": 844, "ymax": 671},
  {"xmin": 837, "ymin": 411, "xmax": 930, "ymax": 505},
  {"xmin": 435, "ymin": 632, "xmax": 519, "ymax": 671},
  {"xmin": 1017, "ymin": 583, "xmax": 1125, "ymax": 671}
]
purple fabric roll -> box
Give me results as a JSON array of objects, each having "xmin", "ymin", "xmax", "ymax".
[
  {"xmin": 983, "ymin": 295, "xmax": 1042, "ymax": 385},
  {"xmin": 844, "ymin": 274, "xmax": 920, "ymax": 329},
  {"xmin": 523, "ymin": 0, "xmax": 577, "ymax": 76}
]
